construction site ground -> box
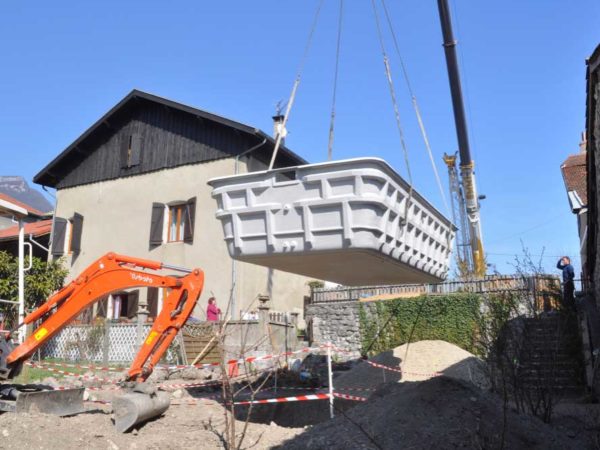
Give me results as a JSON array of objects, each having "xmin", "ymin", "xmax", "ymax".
[{"xmin": 1, "ymin": 340, "xmax": 600, "ymax": 449}]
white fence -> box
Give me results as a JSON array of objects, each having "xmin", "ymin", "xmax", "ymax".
[{"xmin": 41, "ymin": 322, "xmax": 184, "ymax": 364}]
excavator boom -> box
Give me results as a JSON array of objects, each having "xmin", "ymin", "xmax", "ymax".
[{"xmin": 0, "ymin": 252, "xmax": 205, "ymax": 430}]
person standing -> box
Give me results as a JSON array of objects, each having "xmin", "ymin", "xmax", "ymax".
[
  {"xmin": 206, "ymin": 297, "xmax": 222, "ymax": 322},
  {"xmin": 556, "ymin": 256, "xmax": 575, "ymax": 311}
]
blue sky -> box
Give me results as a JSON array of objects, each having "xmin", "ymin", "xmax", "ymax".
[{"xmin": 0, "ymin": 1, "xmax": 597, "ymax": 276}]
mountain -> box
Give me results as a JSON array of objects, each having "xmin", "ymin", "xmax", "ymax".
[{"xmin": 0, "ymin": 176, "xmax": 53, "ymax": 213}]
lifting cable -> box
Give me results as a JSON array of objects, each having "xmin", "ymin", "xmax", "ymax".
[
  {"xmin": 370, "ymin": 0, "xmax": 413, "ymax": 226},
  {"xmin": 269, "ymin": 0, "xmax": 325, "ymax": 170},
  {"xmin": 379, "ymin": 0, "xmax": 450, "ymax": 215},
  {"xmin": 327, "ymin": 0, "xmax": 344, "ymax": 161}
]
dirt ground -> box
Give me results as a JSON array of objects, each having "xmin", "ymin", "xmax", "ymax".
[
  {"xmin": 2, "ymin": 341, "xmax": 600, "ymax": 449},
  {"xmin": 276, "ymin": 377, "xmax": 591, "ymax": 450},
  {"xmin": 0, "ymin": 390, "xmax": 302, "ymax": 450}
]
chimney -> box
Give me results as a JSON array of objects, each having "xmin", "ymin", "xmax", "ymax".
[
  {"xmin": 272, "ymin": 114, "xmax": 287, "ymax": 146},
  {"xmin": 580, "ymin": 131, "xmax": 587, "ymax": 153}
]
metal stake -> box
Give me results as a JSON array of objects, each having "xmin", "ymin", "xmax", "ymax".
[{"xmin": 327, "ymin": 342, "xmax": 334, "ymax": 419}]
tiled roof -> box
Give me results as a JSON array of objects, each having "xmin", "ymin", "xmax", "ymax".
[
  {"xmin": 561, "ymin": 152, "xmax": 587, "ymax": 208},
  {"xmin": 0, "ymin": 219, "xmax": 53, "ymax": 241},
  {"xmin": 0, "ymin": 192, "xmax": 47, "ymax": 217}
]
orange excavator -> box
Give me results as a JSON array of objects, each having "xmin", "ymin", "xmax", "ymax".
[{"xmin": 0, "ymin": 252, "xmax": 205, "ymax": 432}]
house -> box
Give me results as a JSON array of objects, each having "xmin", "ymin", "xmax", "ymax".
[
  {"xmin": 587, "ymin": 44, "xmax": 600, "ymax": 298},
  {"xmin": 33, "ymin": 90, "xmax": 312, "ymax": 323},
  {"xmin": 560, "ymin": 134, "xmax": 587, "ymax": 281},
  {"xmin": 0, "ymin": 192, "xmax": 52, "ymax": 258}
]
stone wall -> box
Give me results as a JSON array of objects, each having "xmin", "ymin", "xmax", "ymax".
[{"xmin": 305, "ymin": 301, "xmax": 362, "ymax": 358}]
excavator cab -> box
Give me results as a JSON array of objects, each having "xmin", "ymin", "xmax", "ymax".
[{"xmin": 0, "ymin": 252, "xmax": 204, "ymax": 431}]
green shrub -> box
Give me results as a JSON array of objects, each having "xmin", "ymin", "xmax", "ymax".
[{"xmin": 359, "ymin": 293, "xmax": 482, "ymax": 356}]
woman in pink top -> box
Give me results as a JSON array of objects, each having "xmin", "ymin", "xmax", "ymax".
[{"xmin": 206, "ymin": 297, "xmax": 221, "ymax": 321}]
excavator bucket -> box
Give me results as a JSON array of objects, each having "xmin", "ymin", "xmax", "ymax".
[
  {"xmin": 0, "ymin": 385, "xmax": 85, "ymax": 416},
  {"xmin": 112, "ymin": 388, "xmax": 171, "ymax": 433}
]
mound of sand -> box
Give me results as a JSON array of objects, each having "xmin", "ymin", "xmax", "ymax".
[
  {"xmin": 393, "ymin": 340, "xmax": 490, "ymax": 388},
  {"xmin": 333, "ymin": 340, "xmax": 489, "ymax": 392},
  {"xmin": 277, "ymin": 377, "xmax": 580, "ymax": 449}
]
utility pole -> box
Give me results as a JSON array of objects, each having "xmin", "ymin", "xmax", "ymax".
[{"xmin": 437, "ymin": 0, "xmax": 486, "ymax": 278}]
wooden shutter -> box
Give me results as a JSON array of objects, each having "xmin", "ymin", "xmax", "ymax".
[
  {"xmin": 71, "ymin": 213, "xmax": 84, "ymax": 254},
  {"xmin": 149, "ymin": 203, "xmax": 165, "ymax": 246},
  {"xmin": 126, "ymin": 290, "xmax": 139, "ymax": 319},
  {"xmin": 147, "ymin": 288, "xmax": 159, "ymax": 318},
  {"xmin": 120, "ymin": 136, "xmax": 130, "ymax": 168},
  {"xmin": 183, "ymin": 197, "xmax": 196, "ymax": 243},
  {"xmin": 51, "ymin": 218, "xmax": 68, "ymax": 256},
  {"xmin": 130, "ymin": 135, "xmax": 142, "ymax": 167}
]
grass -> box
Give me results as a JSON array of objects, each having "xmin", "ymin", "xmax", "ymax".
[{"xmin": 12, "ymin": 358, "xmax": 127, "ymax": 384}]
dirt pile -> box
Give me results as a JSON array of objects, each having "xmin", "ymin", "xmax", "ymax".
[
  {"xmin": 277, "ymin": 376, "xmax": 581, "ymax": 450},
  {"xmin": 334, "ymin": 340, "xmax": 489, "ymax": 392}
]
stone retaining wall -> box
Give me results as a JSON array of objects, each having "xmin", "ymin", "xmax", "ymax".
[{"xmin": 305, "ymin": 301, "xmax": 363, "ymax": 358}]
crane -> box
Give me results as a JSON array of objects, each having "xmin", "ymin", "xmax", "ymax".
[{"xmin": 437, "ymin": 0, "xmax": 486, "ymax": 278}]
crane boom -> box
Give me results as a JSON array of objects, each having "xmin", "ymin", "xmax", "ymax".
[{"xmin": 437, "ymin": 0, "xmax": 486, "ymax": 278}]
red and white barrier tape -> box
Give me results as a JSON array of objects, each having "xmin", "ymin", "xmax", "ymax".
[
  {"xmin": 163, "ymin": 345, "xmax": 324, "ymax": 370},
  {"xmin": 29, "ymin": 360, "xmax": 124, "ymax": 373},
  {"xmin": 365, "ymin": 360, "xmax": 441, "ymax": 377},
  {"xmin": 159, "ymin": 379, "xmax": 222, "ymax": 390},
  {"xmin": 23, "ymin": 343, "xmax": 352, "ymax": 377},
  {"xmin": 332, "ymin": 392, "xmax": 368, "ymax": 401},
  {"xmin": 233, "ymin": 391, "xmax": 367, "ymax": 405},
  {"xmin": 234, "ymin": 393, "xmax": 330, "ymax": 405},
  {"xmin": 27, "ymin": 362, "xmax": 120, "ymax": 385}
]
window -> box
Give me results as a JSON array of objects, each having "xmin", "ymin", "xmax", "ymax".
[
  {"xmin": 51, "ymin": 213, "xmax": 83, "ymax": 257},
  {"xmin": 168, "ymin": 204, "xmax": 185, "ymax": 242},
  {"xmin": 149, "ymin": 198, "xmax": 196, "ymax": 246}
]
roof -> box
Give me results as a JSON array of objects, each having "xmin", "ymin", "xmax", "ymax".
[
  {"xmin": 0, "ymin": 192, "xmax": 46, "ymax": 217},
  {"xmin": 561, "ymin": 152, "xmax": 587, "ymax": 211},
  {"xmin": 34, "ymin": 89, "xmax": 307, "ymax": 187},
  {"xmin": 0, "ymin": 219, "xmax": 53, "ymax": 242}
]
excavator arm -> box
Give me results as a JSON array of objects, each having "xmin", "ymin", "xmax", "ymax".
[{"xmin": 1, "ymin": 252, "xmax": 204, "ymax": 382}]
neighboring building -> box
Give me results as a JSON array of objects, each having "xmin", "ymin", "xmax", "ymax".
[
  {"xmin": 0, "ymin": 176, "xmax": 53, "ymax": 213},
  {"xmin": 0, "ymin": 192, "xmax": 52, "ymax": 258},
  {"xmin": 33, "ymin": 90, "xmax": 311, "ymax": 323},
  {"xmin": 561, "ymin": 134, "xmax": 587, "ymax": 281},
  {"xmin": 586, "ymin": 43, "xmax": 600, "ymax": 297}
]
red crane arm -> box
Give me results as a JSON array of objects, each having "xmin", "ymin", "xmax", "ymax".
[{"xmin": 5, "ymin": 252, "xmax": 204, "ymax": 382}]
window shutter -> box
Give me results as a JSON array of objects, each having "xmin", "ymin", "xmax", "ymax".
[
  {"xmin": 120, "ymin": 136, "xmax": 130, "ymax": 168},
  {"xmin": 130, "ymin": 135, "xmax": 142, "ymax": 167},
  {"xmin": 147, "ymin": 288, "xmax": 159, "ymax": 318},
  {"xmin": 149, "ymin": 203, "xmax": 165, "ymax": 246},
  {"xmin": 71, "ymin": 213, "xmax": 84, "ymax": 254},
  {"xmin": 126, "ymin": 291, "xmax": 139, "ymax": 319},
  {"xmin": 51, "ymin": 218, "xmax": 68, "ymax": 256},
  {"xmin": 183, "ymin": 197, "xmax": 196, "ymax": 243}
]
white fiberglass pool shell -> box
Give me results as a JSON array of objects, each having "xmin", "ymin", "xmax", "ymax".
[{"xmin": 208, "ymin": 158, "xmax": 455, "ymax": 286}]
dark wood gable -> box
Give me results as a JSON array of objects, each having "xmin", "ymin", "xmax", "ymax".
[
  {"xmin": 34, "ymin": 91, "xmax": 306, "ymax": 189},
  {"xmin": 54, "ymin": 101, "xmax": 253, "ymax": 189}
]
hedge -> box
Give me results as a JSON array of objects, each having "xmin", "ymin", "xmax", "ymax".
[{"xmin": 359, "ymin": 293, "xmax": 483, "ymax": 356}]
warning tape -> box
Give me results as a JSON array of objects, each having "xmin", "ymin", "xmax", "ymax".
[
  {"xmin": 365, "ymin": 360, "xmax": 441, "ymax": 377},
  {"xmin": 233, "ymin": 392, "xmax": 367, "ymax": 405},
  {"xmin": 163, "ymin": 345, "xmax": 324, "ymax": 370},
  {"xmin": 159, "ymin": 379, "xmax": 222, "ymax": 390},
  {"xmin": 332, "ymin": 392, "xmax": 368, "ymax": 401},
  {"xmin": 28, "ymin": 360, "xmax": 124, "ymax": 373},
  {"xmin": 25, "ymin": 344, "xmax": 327, "ymax": 376},
  {"xmin": 27, "ymin": 362, "xmax": 120, "ymax": 385},
  {"xmin": 234, "ymin": 393, "xmax": 330, "ymax": 405}
]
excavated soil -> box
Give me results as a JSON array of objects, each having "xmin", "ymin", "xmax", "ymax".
[
  {"xmin": 276, "ymin": 377, "xmax": 584, "ymax": 450},
  {"xmin": 0, "ymin": 392, "xmax": 301, "ymax": 450}
]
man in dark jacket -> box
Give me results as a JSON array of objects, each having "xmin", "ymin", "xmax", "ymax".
[{"xmin": 556, "ymin": 256, "xmax": 575, "ymax": 310}]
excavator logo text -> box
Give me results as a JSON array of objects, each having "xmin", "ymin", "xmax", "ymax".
[{"xmin": 130, "ymin": 273, "xmax": 153, "ymax": 284}]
